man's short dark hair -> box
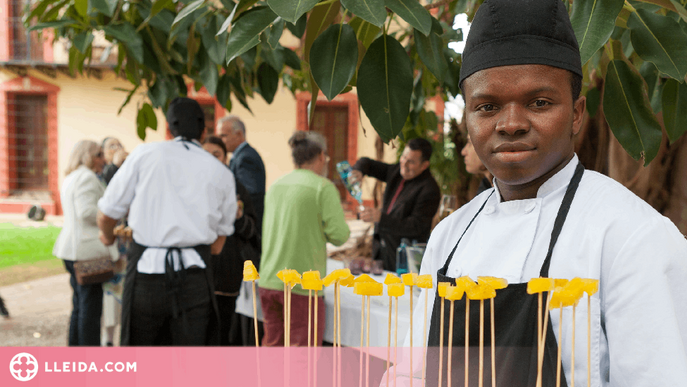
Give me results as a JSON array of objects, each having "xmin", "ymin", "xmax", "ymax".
[
  {"xmin": 407, "ymin": 138, "xmax": 433, "ymax": 162},
  {"xmin": 166, "ymin": 97, "xmax": 205, "ymax": 140}
]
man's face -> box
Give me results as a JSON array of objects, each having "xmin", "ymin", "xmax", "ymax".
[
  {"xmin": 103, "ymin": 138, "xmax": 122, "ymax": 164},
  {"xmin": 218, "ymin": 121, "xmax": 244, "ymax": 153},
  {"xmin": 400, "ymin": 147, "xmax": 430, "ymax": 180},
  {"xmin": 462, "ymin": 64, "xmax": 585, "ymax": 189}
]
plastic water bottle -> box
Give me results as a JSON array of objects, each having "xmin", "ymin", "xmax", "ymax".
[
  {"xmin": 336, "ymin": 161, "xmax": 363, "ymax": 204},
  {"xmin": 396, "ymin": 238, "xmax": 410, "ymax": 275}
]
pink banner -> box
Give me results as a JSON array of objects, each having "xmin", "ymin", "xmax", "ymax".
[{"xmin": 1, "ymin": 347, "xmax": 421, "ymax": 387}]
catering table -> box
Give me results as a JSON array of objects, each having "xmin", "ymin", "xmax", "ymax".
[{"xmin": 235, "ymin": 258, "xmax": 418, "ymax": 347}]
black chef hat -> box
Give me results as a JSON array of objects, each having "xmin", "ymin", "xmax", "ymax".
[
  {"xmin": 459, "ymin": 0, "xmax": 583, "ymax": 86},
  {"xmin": 166, "ymin": 97, "xmax": 205, "ymax": 141}
]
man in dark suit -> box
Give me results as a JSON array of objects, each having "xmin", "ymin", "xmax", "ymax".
[
  {"xmin": 217, "ymin": 116, "xmax": 266, "ymax": 231},
  {"xmin": 351, "ymin": 138, "xmax": 441, "ymax": 271}
]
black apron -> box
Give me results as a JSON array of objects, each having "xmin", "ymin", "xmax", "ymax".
[
  {"xmin": 426, "ymin": 162, "xmax": 584, "ymax": 387},
  {"xmin": 120, "ymin": 241, "xmax": 221, "ymax": 345}
]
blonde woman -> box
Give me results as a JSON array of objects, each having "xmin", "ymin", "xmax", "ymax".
[{"xmin": 53, "ymin": 140, "xmax": 117, "ymax": 346}]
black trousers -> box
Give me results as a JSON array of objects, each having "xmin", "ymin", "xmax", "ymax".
[
  {"xmin": 216, "ymin": 295, "xmax": 237, "ymax": 346},
  {"xmin": 63, "ymin": 260, "xmax": 103, "ymax": 346},
  {"xmin": 129, "ymin": 269, "xmax": 211, "ymax": 346}
]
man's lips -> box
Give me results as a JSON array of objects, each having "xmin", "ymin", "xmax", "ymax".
[{"xmin": 493, "ymin": 142, "xmax": 536, "ymax": 153}]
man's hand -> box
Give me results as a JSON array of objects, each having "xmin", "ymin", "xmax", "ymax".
[
  {"xmin": 113, "ymin": 150, "xmax": 128, "ymax": 167},
  {"xmin": 97, "ymin": 210, "xmax": 118, "ymax": 246},
  {"xmin": 359, "ymin": 207, "xmax": 381, "ymax": 223},
  {"xmin": 349, "ymin": 170, "xmax": 363, "ymax": 184},
  {"xmin": 236, "ymin": 200, "xmax": 244, "ymax": 220}
]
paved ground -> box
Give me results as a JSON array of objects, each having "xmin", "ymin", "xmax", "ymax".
[{"xmin": 0, "ymin": 217, "xmax": 371, "ymax": 347}]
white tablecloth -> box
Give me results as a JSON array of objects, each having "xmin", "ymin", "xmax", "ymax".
[{"xmin": 235, "ymin": 258, "xmax": 419, "ymax": 348}]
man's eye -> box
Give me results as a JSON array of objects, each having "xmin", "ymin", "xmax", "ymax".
[
  {"xmin": 477, "ymin": 104, "xmax": 495, "ymax": 112},
  {"xmin": 533, "ymin": 100, "xmax": 550, "ymax": 107}
]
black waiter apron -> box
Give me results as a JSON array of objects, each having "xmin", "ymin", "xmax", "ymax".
[
  {"xmin": 120, "ymin": 242, "xmax": 221, "ymax": 346},
  {"xmin": 426, "ymin": 162, "xmax": 584, "ymax": 387}
]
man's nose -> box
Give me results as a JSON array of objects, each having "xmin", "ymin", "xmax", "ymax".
[{"xmin": 496, "ymin": 104, "xmax": 530, "ymax": 136}]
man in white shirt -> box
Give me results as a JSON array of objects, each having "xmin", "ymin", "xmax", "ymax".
[
  {"xmin": 390, "ymin": 0, "xmax": 687, "ymax": 386},
  {"xmin": 97, "ymin": 97, "xmax": 237, "ymax": 346}
]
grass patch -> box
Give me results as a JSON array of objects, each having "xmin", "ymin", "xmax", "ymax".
[
  {"xmin": 0, "ymin": 259, "xmax": 66, "ymax": 287},
  {"xmin": 0, "ymin": 223, "xmax": 62, "ymax": 269}
]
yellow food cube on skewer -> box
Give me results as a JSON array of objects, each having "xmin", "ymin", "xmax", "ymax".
[
  {"xmin": 384, "ymin": 273, "xmax": 402, "ymax": 285},
  {"xmin": 302, "ymin": 270, "xmax": 323, "ymax": 291},
  {"xmin": 387, "ymin": 283, "xmax": 405, "ymax": 297},
  {"xmin": 354, "ymin": 282, "xmax": 383, "ymax": 296},
  {"xmin": 555, "ymin": 278, "xmax": 569, "ymax": 287},
  {"xmin": 527, "ymin": 277, "xmax": 555, "ymax": 294},
  {"xmin": 477, "ymin": 276, "xmax": 508, "ymax": 290},
  {"xmin": 243, "ymin": 261, "xmax": 259, "ymax": 281},
  {"xmin": 277, "ymin": 269, "xmax": 301, "ymax": 288},
  {"xmin": 402, "ymin": 273, "xmax": 418, "ymax": 286},
  {"xmin": 323, "ymin": 268, "xmax": 352, "ymax": 287},
  {"xmin": 550, "ymin": 285, "xmax": 581, "ymax": 309},
  {"xmin": 355, "ymin": 273, "xmax": 376, "ymax": 283},
  {"xmin": 416, "ymin": 274, "xmax": 433, "ymax": 289},
  {"xmin": 466, "ymin": 283, "xmax": 497, "ymax": 300},
  {"xmin": 445, "ymin": 285, "xmax": 465, "ymax": 301},
  {"xmin": 340, "ymin": 274, "xmax": 355, "ymax": 287},
  {"xmin": 580, "ymin": 278, "xmax": 599, "ymax": 296},
  {"xmin": 455, "ymin": 276, "xmax": 477, "ymax": 291},
  {"xmin": 438, "ymin": 282, "xmax": 451, "ymax": 298}
]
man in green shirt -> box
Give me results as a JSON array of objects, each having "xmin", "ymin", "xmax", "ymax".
[{"xmin": 259, "ymin": 131, "xmax": 350, "ymax": 347}]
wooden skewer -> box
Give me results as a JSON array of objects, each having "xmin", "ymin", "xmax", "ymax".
[
  {"xmin": 479, "ymin": 299, "xmax": 485, "ymax": 387},
  {"xmin": 360, "ymin": 295, "xmax": 365, "ymax": 387},
  {"xmin": 284, "ymin": 281, "xmax": 288, "ymax": 348},
  {"xmin": 491, "ymin": 298, "xmax": 496, "ymax": 387},
  {"xmin": 366, "ymin": 296, "xmax": 371, "ymax": 387},
  {"xmin": 287, "ymin": 283, "xmax": 292, "ymax": 347},
  {"xmin": 409, "ymin": 286, "xmax": 413, "ymax": 387},
  {"xmin": 572, "ymin": 304, "xmax": 576, "ymax": 387},
  {"xmin": 394, "ymin": 297, "xmax": 399, "ymax": 387},
  {"xmin": 314, "ymin": 289, "xmax": 319, "ymax": 387},
  {"xmin": 537, "ymin": 292, "xmax": 543, "ymax": 382},
  {"xmin": 422, "ymin": 289, "xmax": 429, "ymax": 386},
  {"xmin": 308, "ymin": 289, "xmax": 312, "ymax": 387},
  {"xmin": 387, "ymin": 296, "xmax": 392, "ymax": 387},
  {"xmin": 556, "ymin": 307, "xmax": 563, "ymax": 387},
  {"xmin": 332, "ymin": 283, "xmax": 337, "ymax": 387},
  {"xmin": 337, "ymin": 283, "xmax": 342, "ymax": 387},
  {"xmin": 587, "ymin": 295, "xmax": 591, "ymax": 387},
  {"xmin": 252, "ymin": 281, "xmax": 259, "ymax": 347},
  {"xmin": 465, "ymin": 297, "xmax": 470, "ymax": 387},
  {"xmin": 448, "ymin": 299, "xmax": 455, "ymax": 387},
  {"xmin": 537, "ymin": 291, "xmax": 553, "ymax": 387},
  {"xmin": 438, "ymin": 296, "xmax": 445, "ymax": 387}
]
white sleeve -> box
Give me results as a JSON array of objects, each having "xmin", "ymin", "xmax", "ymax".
[
  {"xmin": 602, "ymin": 217, "xmax": 687, "ymax": 386},
  {"xmin": 217, "ymin": 168, "xmax": 237, "ymax": 237},
  {"xmin": 97, "ymin": 148, "xmax": 140, "ymax": 219}
]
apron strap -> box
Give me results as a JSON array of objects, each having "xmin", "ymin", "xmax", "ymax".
[
  {"xmin": 441, "ymin": 190, "xmax": 495, "ymax": 273},
  {"xmin": 539, "ymin": 162, "xmax": 585, "ymax": 277}
]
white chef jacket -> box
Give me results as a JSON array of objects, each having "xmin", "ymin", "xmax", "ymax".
[
  {"xmin": 98, "ymin": 137, "xmax": 237, "ymax": 274},
  {"xmin": 387, "ymin": 155, "xmax": 687, "ymax": 387}
]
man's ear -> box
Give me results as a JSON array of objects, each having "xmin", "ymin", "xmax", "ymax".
[
  {"xmin": 421, "ymin": 160, "xmax": 431, "ymax": 171},
  {"xmin": 572, "ymin": 96, "xmax": 586, "ymax": 136}
]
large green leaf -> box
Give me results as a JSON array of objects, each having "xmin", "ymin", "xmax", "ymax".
[
  {"xmin": 341, "ymin": 0, "xmax": 386, "ymax": 28},
  {"xmin": 414, "ymin": 18, "xmax": 447, "ymax": 84},
  {"xmin": 104, "ymin": 24, "xmax": 144, "ymax": 64},
  {"xmin": 199, "ymin": 51, "xmax": 219, "ymax": 95},
  {"xmin": 172, "ymin": 0, "xmax": 206, "ymax": 28},
  {"xmin": 282, "ymin": 47, "xmax": 302, "ymax": 70},
  {"xmin": 28, "ymin": 19, "xmax": 77, "ymax": 31},
  {"xmin": 348, "ymin": 17, "xmax": 380, "ymax": 48},
  {"xmin": 286, "ymin": 14, "xmax": 307, "ymax": 38},
  {"xmin": 73, "ymin": 31, "xmax": 93, "ymax": 53},
  {"xmin": 261, "ymin": 41, "xmax": 285, "ymax": 71},
  {"xmin": 627, "ymin": 8, "xmax": 687, "ymax": 81},
  {"xmin": 225, "ymin": 6, "xmax": 278, "ymax": 64},
  {"xmin": 216, "ymin": 74, "xmax": 232, "ymax": 108},
  {"xmin": 661, "ymin": 78, "xmax": 687, "ymax": 143},
  {"xmin": 267, "ymin": 0, "xmax": 319, "ymax": 24},
  {"xmin": 257, "ymin": 62, "xmax": 279, "ymax": 104},
  {"xmin": 357, "ymin": 35, "xmax": 413, "ymax": 142},
  {"xmin": 310, "ymin": 24, "xmax": 358, "ymax": 101},
  {"xmin": 200, "ymin": 15, "xmax": 227, "ymax": 65},
  {"xmin": 267, "ymin": 18, "xmax": 285, "ymax": 49},
  {"xmin": 570, "ymin": 0, "xmax": 624, "ymax": 66},
  {"xmin": 304, "ymin": 1, "xmax": 341, "ymax": 63},
  {"xmin": 75, "ymin": 0, "xmax": 87, "ymax": 17},
  {"xmin": 384, "ymin": 0, "xmax": 431, "ymax": 36},
  {"xmin": 89, "ymin": 0, "xmax": 116, "ymax": 17},
  {"xmin": 136, "ymin": 103, "xmax": 158, "ymax": 141},
  {"xmin": 603, "ymin": 59, "xmax": 663, "ymax": 165}
]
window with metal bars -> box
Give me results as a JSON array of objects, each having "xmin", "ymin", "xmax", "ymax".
[
  {"xmin": 7, "ymin": 94, "xmax": 49, "ymax": 192},
  {"xmin": 9, "ymin": 0, "xmax": 44, "ymax": 62}
]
